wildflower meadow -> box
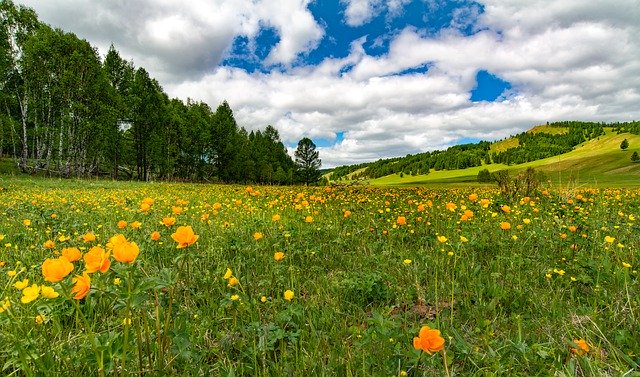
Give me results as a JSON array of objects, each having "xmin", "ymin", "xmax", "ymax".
[{"xmin": 0, "ymin": 177, "xmax": 638, "ymax": 375}]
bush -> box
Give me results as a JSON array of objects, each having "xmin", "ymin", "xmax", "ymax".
[{"xmin": 477, "ymin": 168, "xmax": 492, "ymax": 182}]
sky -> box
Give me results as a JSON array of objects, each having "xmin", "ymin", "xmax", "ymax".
[{"xmin": 14, "ymin": 0, "xmax": 640, "ymax": 168}]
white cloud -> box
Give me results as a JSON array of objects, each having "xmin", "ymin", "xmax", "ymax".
[{"xmin": 13, "ymin": 0, "xmax": 640, "ymax": 168}]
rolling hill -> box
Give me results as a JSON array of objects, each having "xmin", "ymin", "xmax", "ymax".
[{"xmin": 331, "ymin": 127, "xmax": 640, "ymax": 187}]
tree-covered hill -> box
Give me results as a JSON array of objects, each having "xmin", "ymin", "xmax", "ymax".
[{"xmin": 328, "ymin": 121, "xmax": 638, "ymax": 182}]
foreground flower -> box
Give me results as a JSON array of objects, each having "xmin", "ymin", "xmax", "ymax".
[
  {"xmin": 83, "ymin": 246, "xmax": 111, "ymax": 273},
  {"xmin": 413, "ymin": 325, "xmax": 445, "ymax": 354},
  {"xmin": 13, "ymin": 279, "xmax": 29, "ymax": 290},
  {"xmin": 41, "ymin": 286, "xmax": 59, "ymax": 299},
  {"xmin": 500, "ymin": 222, "xmax": 511, "ymax": 230},
  {"xmin": 61, "ymin": 247, "xmax": 82, "ymax": 262},
  {"xmin": 571, "ymin": 339, "xmax": 590, "ymax": 355},
  {"xmin": 171, "ymin": 226, "xmax": 199, "ymax": 248},
  {"xmin": 108, "ymin": 234, "xmax": 140, "ymax": 263},
  {"xmin": 223, "ymin": 268, "xmax": 233, "ymax": 280},
  {"xmin": 284, "ymin": 290, "xmax": 294, "ymax": 301},
  {"xmin": 71, "ymin": 272, "xmax": 91, "ymax": 300},
  {"xmin": 437, "ymin": 235, "xmax": 448, "ymax": 243},
  {"xmin": 42, "ymin": 257, "xmax": 74, "ymax": 283},
  {"xmin": 21, "ymin": 284, "xmax": 40, "ymax": 304},
  {"xmin": 274, "ymin": 251, "xmax": 285, "ymax": 262}
]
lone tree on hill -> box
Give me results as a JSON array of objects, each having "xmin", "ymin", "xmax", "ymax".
[
  {"xmin": 631, "ymin": 151, "xmax": 639, "ymax": 163},
  {"xmin": 295, "ymin": 137, "xmax": 322, "ymax": 185},
  {"xmin": 620, "ymin": 138, "xmax": 629, "ymax": 150}
]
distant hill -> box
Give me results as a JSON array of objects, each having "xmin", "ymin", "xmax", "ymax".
[{"xmin": 328, "ymin": 121, "xmax": 640, "ymax": 187}]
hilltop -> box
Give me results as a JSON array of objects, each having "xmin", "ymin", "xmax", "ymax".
[{"xmin": 328, "ymin": 121, "xmax": 640, "ymax": 187}]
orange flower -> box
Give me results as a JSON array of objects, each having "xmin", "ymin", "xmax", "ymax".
[
  {"xmin": 274, "ymin": 251, "xmax": 285, "ymax": 262},
  {"xmin": 61, "ymin": 247, "xmax": 82, "ymax": 262},
  {"xmin": 272, "ymin": 214, "xmax": 281, "ymax": 221},
  {"xmin": 305, "ymin": 216, "xmax": 313, "ymax": 223},
  {"xmin": 117, "ymin": 220, "xmax": 128, "ymax": 229},
  {"xmin": 571, "ymin": 339, "xmax": 590, "ymax": 355},
  {"xmin": 253, "ymin": 232, "xmax": 264, "ymax": 241},
  {"xmin": 468, "ymin": 193, "xmax": 478, "ymax": 202},
  {"xmin": 396, "ymin": 216, "xmax": 407, "ymax": 225},
  {"xmin": 42, "ymin": 257, "xmax": 74, "ymax": 283},
  {"xmin": 108, "ymin": 234, "xmax": 139, "ymax": 263},
  {"xmin": 171, "ymin": 226, "xmax": 199, "ymax": 248},
  {"xmin": 71, "ymin": 272, "xmax": 91, "ymax": 300},
  {"xmin": 343, "ymin": 210, "xmax": 352, "ymax": 218},
  {"xmin": 150, "ymin": 231, "xmax": 161, "ymax": 241},
  {"xmin": 161, "ymin": 217, "xmax": 176, "ymax": 227},
  {"xmin": 501, "ymin": 205, "xmax": 511, "ymax": 213},
  {"xmin": 140, "ymin": 203, "xmax": 151, "ymax": 212},
  {"xmin": 413, "ymin": 325, "xmax": 445, "ymax": 354},
  {"xmin": 82, "ymin": 232, "xmax": 96, "ymax": 242},
  {"xmin": 83, "ymin": 246, "xmax": 111, "ymax": 273},
  {"xmin": 445, "ymin": 202, "xmax": 457, "ymax": 212},
  {"xmin": 500, "ymin": 222, "xmax": 511, "ymax": 230},
  {"xmin": 43, "ymin": 240, "xmax": 56, "ymax": 249},
  {"xmin": 130, "ymin": 221, "xmax": 142, "ymax": 230},
  {"xmin": 172, "ymin": 206, "xmax": 183, "ymax": 215}
]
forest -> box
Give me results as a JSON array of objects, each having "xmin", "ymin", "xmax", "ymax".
[{"xmin": 0, "ymin": 1, "xmax": 311, "ymax": 184}]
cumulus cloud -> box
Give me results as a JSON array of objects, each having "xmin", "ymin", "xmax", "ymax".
[
  {"xmin": 14, "ymin": 0, "xmax": 640, "ymax": 167},
  {"xmin": 16, "ymin": 0, "xmax": 323, "ymax": 82}
]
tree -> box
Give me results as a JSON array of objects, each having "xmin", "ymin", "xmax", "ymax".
[
  {"xmin": 620, "ymin": 138, "xmax": 629, "ymax": 150},
  {"xmin": 294, "ymin": 137, "xmax": 321, "ymax": 185},
  {"xmin": 631, "ymin": 151, "xmax": 639, "ymax": 163}
]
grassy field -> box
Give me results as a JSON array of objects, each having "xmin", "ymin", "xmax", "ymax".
[
  {"xmin": 0, "ymin": 176, "xmax": 638, "ymax": 375},
  {"xmin": 370, "ymin": 131, "xmax": 640, "ymax": 187}
]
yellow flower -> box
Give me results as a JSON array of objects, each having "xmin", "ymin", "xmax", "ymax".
[
  {"xmin": 223, "ymin": 268, "xmax": 233, "ymax": 280},
  {"xmin": 23, "ymin": 219, "xmax": 31, "ymax": 226},
  {"xmin": 130, "ymin": 221, "xmax": 142, "ymax": 229},
  {"xmin": 114, "ymin": 278, "xmax": 122, "ymax": 285},
  {"xmin": 21, "ymin": 284, "xmax": 40, "ymax": 304},
  {"xmin": 161, "ymin": 217, "xmax": 176, "ymax": 227},
  {"xmin": 284, "ymin": 290, "xmax": 294, "ymax": 301},
  {"xmin": 43, "ymin": 240, "xmax": 56, "ymax": 249},
  {"xmin": 71, "ymin": 272, "xmax": 91, "ymax": 300},
  {"xmin": 260, "ymin": 296, "xmax": 267, "ymax": 303},
  {"xmin": 42, "ymin": 257, "xmax": 74, "ymax": 283},
  {"xmin": 622, "ymin": 262, "xmax": 632, "ymax": 268},
  {"xmin": 253, "ymin": 232, "xmax": 264, "ymax": 241},
  {"xmin": 571, "ymin": 339, "xmax": 590, "ymax": 355},
  {"xmin": 230, "ymin": 294, "xmax": 240, "ymax": 301},
  {"xmin": 437, "ymin": 235, "xmax": 448, "ymax": 243},
  {"xmin": 413, "ymin": 325, "xmax": 445, "ymax": 354},
  {"xmin": 82, "ymin": 232, "xmax": 96, "ymax": 242},
  {"xmin": 305, "ymin": 216, "xmax": 313, "ymax": 223},
  {"xmin": 61, "ymin": 247, "xmax": 82, "ymax": 262},
  {"xmin": 35, "ymin": 314, "xmax": 45, "ymax": 325},
  {"xmin": 272, "ymin": 214, "xmax": 281, "ymax": 222},
  {"xmin": 460, "ymin": 235, "xmax": 469, "ymax": 243},
  {"xmin": 604, "ymin": 236, "xmax": 615, "ymax": 244},
  {"xmin": 228, "ymin": 277, "xmax": 239, "ymax": 287},
  {"xmin": 13, "ymin": 279, "xmax": 29, "ymax": 290},
  {"xmin": 403, "ymin": 259, "xmax": 412, "ymax": 265},
  {"xmin": 41, "ymin": 286, "xmax": 59, "ymax": 299},
  {"xmin": 171, "ymin": 226, "xmax": 199, "ymax": 248},
  {"xmin": 274, "ymin": 251, "xmax": 285, "ymax": 262},
  {"xmin": 500, "ymin": 222, "xmax": 511, "ymax": 230}
]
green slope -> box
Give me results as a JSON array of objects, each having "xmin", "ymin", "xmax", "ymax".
[{"xmin": 368, "ymin": 130, "xmax": 640, "ymax": 187}]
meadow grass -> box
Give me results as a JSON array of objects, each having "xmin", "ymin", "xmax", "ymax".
[{"xmin": 0, "ymin": 176, "xmax": 638, "ymax": 375}]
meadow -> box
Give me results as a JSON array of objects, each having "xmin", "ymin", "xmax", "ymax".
[{"xmin": 0, "ymin": 176, "xmax": 638, "ymax": 376}]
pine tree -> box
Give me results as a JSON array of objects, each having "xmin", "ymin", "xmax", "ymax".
[
  {"xmin": 294, "ymin": 137, "xmax": 321, "ymax": 185},
  {"xmin": 631, "ymin": 151, "xmax": 639, "ymax": 163},
  {"xmin": 621, "ymin": 138, "xmax": 629, "ymax": 150}
]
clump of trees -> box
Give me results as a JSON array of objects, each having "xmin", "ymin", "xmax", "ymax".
[{"xmin": 0, "ymin": 1, "xmax": 321, "ymax": 184}]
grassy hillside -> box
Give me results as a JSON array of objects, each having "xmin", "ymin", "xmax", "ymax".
[
  {"xmin": 369, "ymin": 130, "xmax": 640, "ymax": 187},
  {"xmin": 489, "ymin": 125, "xmax": 569, "ymax": 154}
]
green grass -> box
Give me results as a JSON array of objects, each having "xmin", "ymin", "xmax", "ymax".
[
  {"xmin": 370, "ymin": 131, "xmax": 640, "ymax": 187},
  {"xmin": 0, "ymin": 177, "xmax": 638, "ymax": 375}
]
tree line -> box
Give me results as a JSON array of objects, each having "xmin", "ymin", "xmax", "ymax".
[
  {"xmin": 330, "ymin": 121, "xmax": 626, "ymax": 181},
  {"xmin": 0, "ymin": 1, "xmax": 322, "ymax": 184}
]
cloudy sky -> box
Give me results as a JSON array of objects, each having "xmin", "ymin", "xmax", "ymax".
[{"xmin": 15, "ymin": 0, "xmax": 640, "ymax": 167}]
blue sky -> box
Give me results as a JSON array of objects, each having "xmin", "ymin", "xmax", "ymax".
[{"xmin": 17, "ymin": 0, "xmax": 640, "ymax": 167}]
